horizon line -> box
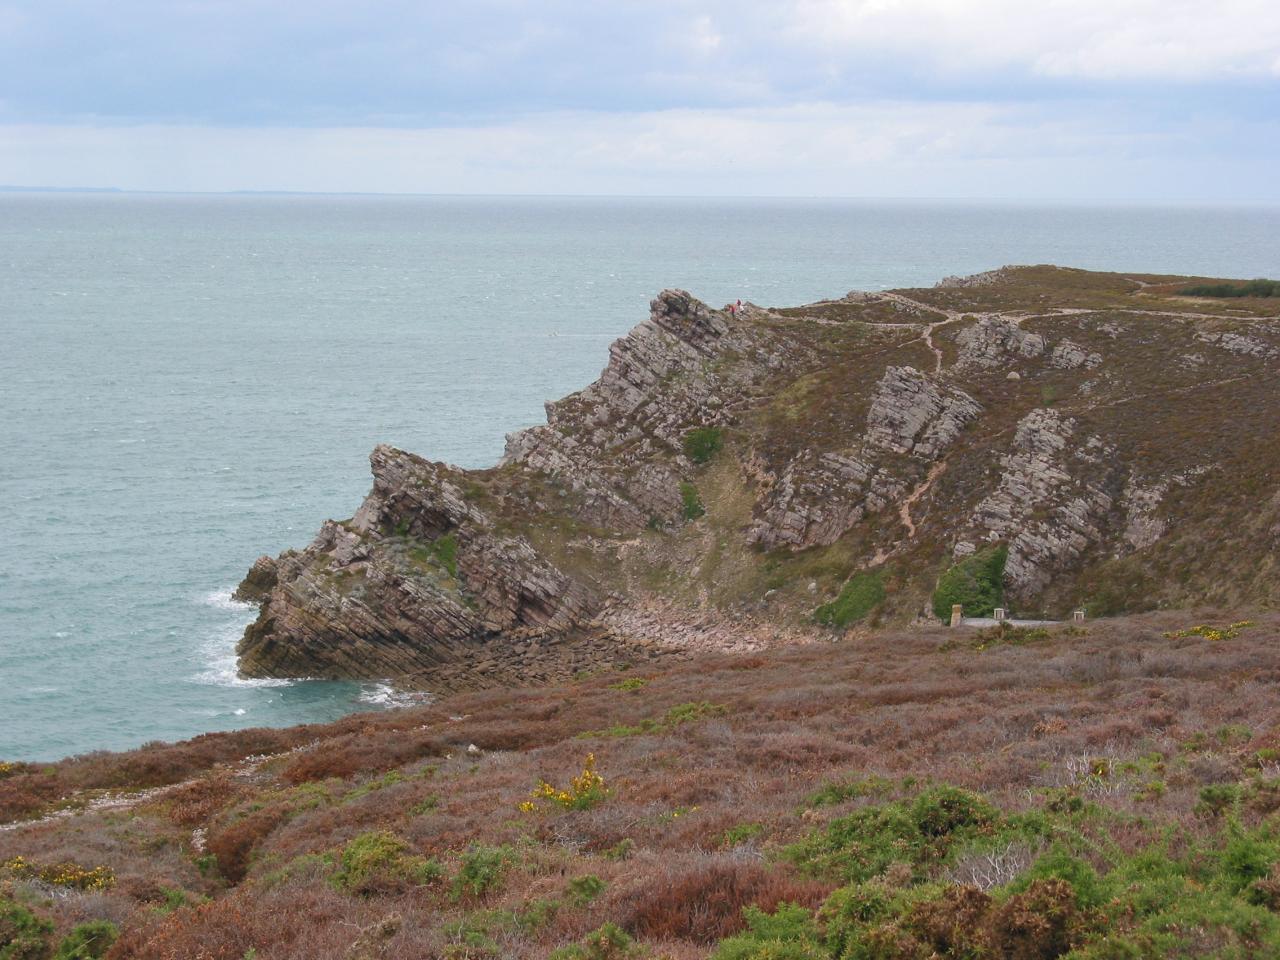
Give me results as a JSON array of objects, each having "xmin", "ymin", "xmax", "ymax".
[{"xmin": 2, "ymin": 185, "xmax": 1279, "ymax": 207}]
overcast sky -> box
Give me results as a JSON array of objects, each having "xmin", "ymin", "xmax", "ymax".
[{"xmin": 1, "ymin": 0, "xmax": 1277, "ymax": 198}]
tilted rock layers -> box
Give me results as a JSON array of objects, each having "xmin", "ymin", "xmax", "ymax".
[{"xmin": 238, "ymin": 268, "xmax": 1280, "ymax": 682}]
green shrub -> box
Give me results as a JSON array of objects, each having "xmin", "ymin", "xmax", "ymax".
[
  {"xmin": 0, "ymin": 898, "xmax": 53, "ymax": 960},
  {"xmin": 931, "ymin": 545, "xmax": 1007, "ymax": 621},
  {"xmin": 679, "ymin": 481, "xmax": 705, "ymax": 521},
  {"xmin": 332, "ymin": 831, "xmax": 439, "ymax": 895},
  {"xmin": 53, "ymin": 922, "xmax": 119, "ymax": 960},
  {"xmin": 601, "ymin": 838, "xmax": 634, "ymax": 861},
  {"xmin": 568, "ymin": 874, "xmax": 605, "ymax": 906},
  {"xmin": 710, "ymin": 902, "xmax": 825, "ymax": 960},
  {"xmin": 452, "ymin": 844, "xmax": 516, "ymax": 900},
  {"xmin": 683, "ymin": 426, "xmax": 724, "ymax": 464},
  {"xmin": 721, "ymin": 822, "xmax": 766, "ymax": 848},
  {"xmin": 1196, "ymin": 784, "xmax": 1242, "ymax": 818},
  {"xmin": 814, "ymin": 571, "xmax": 885, "ymax": 628},
  {"xmin": 1180, "ymin": 279, "xmax": 1280, "ymax": 298},
  {"xmin": 818, "ymin": 882, "xmax": 894, "ymax": 955},
  {"xmin": 909, "ymin": 785, "xmax": 997, "ymax": 838},
  {"xmin": 803, "ymin": 775, "xmax": 893, "ymax": 809},
  {"xmin": 550, "ymin": 922, "xmax": 635, "ymax": 960},
  {"xmin": 1008, "ymin": 847, "xmax": 1108, "ymax": 909},
  {"xmin": 786, "ymin": 786, "xmax": 998, "ymax": 883}
]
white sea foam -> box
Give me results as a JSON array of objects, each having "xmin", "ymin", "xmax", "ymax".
[
  {"xmin": 192, "ymin": 588, "xmax": 292, "ymax": 689},
  {"xmin": 358, "ymin": 682, "xmax": 431, "ymax": 710},
  {"xmin": 198, "ymin": 588, "xmax": 255, "ymax": 613}
]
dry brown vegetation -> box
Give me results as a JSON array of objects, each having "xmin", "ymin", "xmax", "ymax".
[{"xmin": 4, "ymin": 611, "xmax": 1280, "ymax": 957}]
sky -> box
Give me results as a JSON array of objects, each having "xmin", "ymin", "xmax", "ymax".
[{"xmin": 0, "ymin": 0, "xmax": 1277, "ymax": 199}]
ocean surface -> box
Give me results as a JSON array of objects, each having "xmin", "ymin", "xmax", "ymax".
[{"xmin": 2, "ymin": 194, "xmax": 1278, "ymax": 761}]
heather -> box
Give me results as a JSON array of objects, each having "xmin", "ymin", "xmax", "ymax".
[{"xmin": 2, "ymin": 611, "xmax": 1280, "ymax": 957}]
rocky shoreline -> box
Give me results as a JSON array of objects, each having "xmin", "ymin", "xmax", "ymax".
[{"xmin": 236, "ymin": 267, "xmax": 1280, "ymax": 686}]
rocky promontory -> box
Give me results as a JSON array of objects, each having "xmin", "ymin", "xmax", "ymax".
[{"xmin": 237, "ymin": 267, "xmax": 1280, "ymax": 684}]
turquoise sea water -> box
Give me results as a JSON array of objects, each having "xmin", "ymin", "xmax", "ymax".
[{"xmin": 2, "ymin": 194, "xmax": 1278, "ymax": 761}]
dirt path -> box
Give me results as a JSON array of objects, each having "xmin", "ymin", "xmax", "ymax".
[
  {"xmin": 0, "ymin": 747, "xmax": 311, "ymax": 834},
  {"xmin": 899, "ymin": 460, "xmax": 948, "ymax": 539}
]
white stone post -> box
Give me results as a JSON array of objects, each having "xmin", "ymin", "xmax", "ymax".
[{"xmin": 950, "ymin": 604, "xmax": 963, "ymax": 627}]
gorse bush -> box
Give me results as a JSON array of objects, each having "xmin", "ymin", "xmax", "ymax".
[
  {"xmin": 814, "ymin": 571, "xmax": 885, "ymax": 629},
  {"xmin": 785, "ymin": 785, "xmax": 1000, "ymax": 883},
  {"xmin": 451, "ymin": 844, "xmax": 517, "ymax": 900},
  {"xmin": 683, "ymin": 426, "xmax": 725, "ymax": 464},
  {"xmin": 932, "ymin": 546, "xmax": 1007, "ymax": 621},
  {"xmin": 520, "ymin": 754, "xmax": 609, "ymax": 812},
  {"xmin": 1180, "ymin": 279, "xmax": 1280, "ymax": 298},
  {"xmin": 52, "ymin": 921, "xmax": 119, "ymax": 960},
  {"xmin": 1, "ymin": 856, "xmax": 113, "ymax": 891},
  {"xmin": 0, "ymin": 898, "xmax": 53, "ymax": 960},
  {"xmin": 332, "ymin": 830, "xmax": 441, "ymax": 895},
  {"xmin": 549, "ymin": 922, "xmax": 635, "ymax": 960}
]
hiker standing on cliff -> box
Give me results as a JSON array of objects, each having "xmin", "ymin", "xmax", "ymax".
[{"xmin": 735, "ymin": 298, "xmax": 743, "ymax": 317}]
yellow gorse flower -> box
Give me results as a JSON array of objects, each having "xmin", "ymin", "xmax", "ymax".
[
  {"xmin": 1164, "ymin": 620, "xmax": 1253, "ymax": 642},
  {"xmin": 518, "ymin": 754, "xmax": 609, "ymax": 813},
  {"xmin": 2, "ymin": 856, "xmax": 114, "ymax": 891}
]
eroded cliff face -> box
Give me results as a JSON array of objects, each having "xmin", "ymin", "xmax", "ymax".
[{"xmin": 238, "ymin": 267, "xmax": 1280, "ymax": 684}]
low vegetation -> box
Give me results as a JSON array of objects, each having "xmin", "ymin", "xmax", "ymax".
[
  {"xmin": 931, "ymin": 545, "xmax": 1008, "ymax": 620},
  {"xmin": 682, "ymin": 426, "xmax": 724, "ymax": 464},
  {"xmin": 1180, "ymin": 279, "xmax": 1280, "ymax": 298},
  {"xmin": 678, "ymin": 481, "xmax": 705, "ymax": 521},
  {"xmin": 2, "ymin": 612, "xmax": 1279, "ymax": 957},
  {"xmin": 814, "ymin": 571, "xmax": 885, "ymax": 628}
]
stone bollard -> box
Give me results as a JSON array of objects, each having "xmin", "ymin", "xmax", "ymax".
[
  {"xmin": 993, "ymin": 607, "xmax": 1006, "ymax": 622},
  {"xmin": 1073, "ymin": 609, "xmax": 1086, "ymax": 622},
  {"xmin": 950, "ymin": 604, "xmax": 963, "ymax": 628}
]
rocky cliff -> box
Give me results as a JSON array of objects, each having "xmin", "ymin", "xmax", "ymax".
[{"xmin": 237, "ymin": 267, "xmax": 1280, "ymax": 683}]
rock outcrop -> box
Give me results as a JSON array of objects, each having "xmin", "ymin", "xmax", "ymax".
[{"xmin": 237, "ymin": 266, "xmax": 1280, "ymax": 684}]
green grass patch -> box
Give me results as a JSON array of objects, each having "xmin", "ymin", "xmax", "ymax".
[
  {"xmin": 814, "ymin": 570, "xmax": 885, "ymax": 628},
  {"xmin": 679, "ymin": 481, "xmax": 705, "ymax": 521},
  {"xmin": 683, "ymin": 426, "xmax": 724, "ymax": 464},
  {"xmin": 932, "ymin": 545, "xmax": 1007, "ymax": 621},
  {"xmin": 585, "ymin": 701, "xmax": 727, "ymax": 738}
]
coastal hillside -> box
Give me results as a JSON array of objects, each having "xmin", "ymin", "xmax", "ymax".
[
  {"xmin": 2, "ymin": 613, "xmax": 1280, "ymax": 958},
  {"xmin": 236, "ymin": 266, "xmax": 1280, "ymax": 685}
]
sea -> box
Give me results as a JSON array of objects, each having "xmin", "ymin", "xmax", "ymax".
[{"xmin": 2, "ymin": 193, "xmax": 1278, "ymax": 761}]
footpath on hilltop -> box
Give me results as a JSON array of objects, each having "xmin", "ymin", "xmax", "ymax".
[
  {"xmin": 2, "ymin": 266, "xmax": 1280, "ymax": 957},
  {"xmin": 235, "ymin": 265, "xmax": 1280, "ymax": 687}
]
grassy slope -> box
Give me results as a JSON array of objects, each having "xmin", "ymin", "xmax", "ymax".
[{"xmin": 4, "ymin": 612, "xmax": 1280, "ymax": 957}]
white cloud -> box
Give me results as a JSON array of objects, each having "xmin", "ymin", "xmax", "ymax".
[{"xmin": 790, "ymin": 0, "xmax": 1280, "ymax": 80}]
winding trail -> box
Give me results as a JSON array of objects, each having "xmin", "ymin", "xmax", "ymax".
[{"xmin": 898, "ymin": 459, "xmax": 949, "ymax": 540}]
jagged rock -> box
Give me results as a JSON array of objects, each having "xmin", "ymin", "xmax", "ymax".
[
  {"xmin": 955, "ymin": 318, "xmax": 1046, "ymax": 368},
  {"xmin": 237, "ymin": 446, "xmax": 599, "ymax": 681},
  {"xmin": 499, "ymin": 290, "xmax": 769, "ymax": 528},
  {"xmin": 1122, "ymin": 481, "xmax": 1168, "ymax": 550},
  {"xmin": 865, "ymin": 366, "xmax": 982, "ymax": 459},
  {"xmin": 935, "ymin": 267, "xmax": 1013, "ymax": 288},
  {"xmin": 967, "ymin": 410, "xmax": 1118, "ymax": 597},
  {"xmin": 747, "ymin": 451, "xmax": 905, "ymax": 550},
  {"xmin": 233, "ymin": 555, "xmax": 279, "ymax": 603},
  {"xmin": 236, "ymin": 266, "xmax": 1280, "ymax": 683},
  {"xmin": 1050, "ymin": 340, "xmax": 1103, "ymax": 369},
  {"xmin": 1195, "ymin": 330, "xmax": 1277, "ymax": 359}
]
